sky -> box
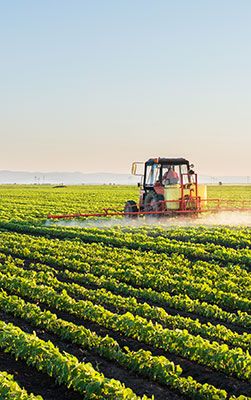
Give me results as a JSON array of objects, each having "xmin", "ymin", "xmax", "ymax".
[{"xmin": 0, "ymin": 0, "xmax": 251, "ymax": 176}]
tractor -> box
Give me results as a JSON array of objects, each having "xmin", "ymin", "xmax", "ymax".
[{"xmin": 124, "ymin": 157, "xmax": 206, "ymax": 217}]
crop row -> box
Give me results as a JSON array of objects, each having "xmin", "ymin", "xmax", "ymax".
[
  {"xmin": 0, "ymin": 370, "xmax": 43, "ymax": 400},
  {"xmin": 0, "ymin": 319, "xmax": 149, "ymax": 400},
  {"xmin": 53, "ymin": 261, "xmax": 251, "ymax": 329},
  {"xmin": 1, "ymin": 222, "xmax": 250, "ymax": 286},
  {"xmin": 1, "ymin": 257, "xmax": 250, "ymax": 351},
  {"xmin": 117, "ymin": 226, "xmax": 251, "ymax": 249},
  {"xmin": 2, "ymin": 221, "xmax": 250, "ymax": 267},
  {"xmin": 72, "ymin": 226, "xmax": 251, "ymax": 267},
  {"xmin": 0, "ymin": 236, "xmax": 250, "ymax": 330},
  {"xmin": 1, "ymin": 222, "xmax": 250, "ymax": 298},
  {"xmin": 0, "ymin": 269, "xmax": 250, "ymax": 381},
  {"xmin": 0, "ymin": 231, "xmax": 250, "ymax": 314},
  {"xmin": 0, "ymin": 185, "xmax": 137, "ymax": 222},
  {"xmin": 0, "ymin": 288, "xmax": 238, "ymax": 400},
  {"xmin": 45, "ymin": 223, "xmax": 251, "ymax": 250},
  {"xmin": 1, "ymin": 251, "xmax": 249, "ymax": 334}
]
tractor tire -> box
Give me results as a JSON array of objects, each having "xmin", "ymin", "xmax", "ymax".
[
  {"xmin": 124, "ymin": 200, "xmax": 138, "ymax": 219},
  {"xmin": 144, "ymin": 192, "xmax": 165, "ymax": 218}
]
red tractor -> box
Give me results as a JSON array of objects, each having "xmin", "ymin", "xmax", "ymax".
[{"xmin": 124, "ymin": 157, "xmax": 205, "ymax": 217}]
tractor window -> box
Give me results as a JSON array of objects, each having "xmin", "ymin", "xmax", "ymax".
[
  {"xmin": 180, "ymin": 164, "xmax": 188, "ymax": 175},
  {"xmin": 145, "ymin": 164, "xmax": 160, "ymax": 186},
  {"xmin": 162, "ymin": 165, "xmax": 180, "ymax": 185},
  {"xmin": 180, "ymin": 164, "xmax": 192, "ymax": 184}
]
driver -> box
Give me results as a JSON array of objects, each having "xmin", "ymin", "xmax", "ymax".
[{"xmin": 162, "ymin": 167, "xmax": 179, "ymax": 185}]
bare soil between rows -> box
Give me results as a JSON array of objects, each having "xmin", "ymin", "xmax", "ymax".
[
  {"xmin": 19, "ymin": 254, "xmax": 250, "ymax": 335},
  {"xmin": 3, "ymin": 222, "xmax": 248, "ymax": 269},
  {"xmin": 0, "ymin": 348, "xmax": 82, "ymax": 400},
  {"xmin": 48, "ymin": 306, "xmax": 251, "ymax": 398},
  {"xmin": 55, "ymin": 271, "xmax": 251, "ymax": 337},
  {"xmin": 2, "ymin": 289, "xmax": 250, "ymax": 399},
  {"xmin": 0, "ymin": 311, "xmax": 184, "ymax": 400},
  {"xmin": 1, "ymin": 249, "xmax": 248, "ymax": 336}
]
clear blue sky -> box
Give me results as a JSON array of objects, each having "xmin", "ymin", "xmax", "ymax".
[{"xmin": 0, "ymin": 0, "xmax": 250, "ymax": 175}]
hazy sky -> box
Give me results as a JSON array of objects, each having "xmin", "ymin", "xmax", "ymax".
[{"xmin": 1, "ymin": 1, "xmax": 250, "ymax": 176}]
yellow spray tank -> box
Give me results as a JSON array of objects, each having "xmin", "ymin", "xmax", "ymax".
[{"xmin": 164, "ymin": 183, "xmax": 207, "ymax": 210}]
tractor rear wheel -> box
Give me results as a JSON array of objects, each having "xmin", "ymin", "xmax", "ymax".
[
  {"xmin": 144, "ymin": 192, "xmax": 165, "ymax": 218},
  {"xmin": 124, "ymin": 200, "xmax": 138, "ymax": 218}
]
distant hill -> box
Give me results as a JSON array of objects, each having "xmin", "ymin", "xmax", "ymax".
[
  {"xmin": 0, "ymin": 170, "xmax": 249, "ymax": 185},
  {"xmin": 199, "ymin": 176, "xmax": 251, "ymax": 184},
  {"xmin": 0, "ymin": 170, "xmax": 139, "ymax": 185}
]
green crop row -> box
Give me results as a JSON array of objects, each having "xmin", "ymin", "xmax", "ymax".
[
  {"xmin": 1, "ymin": 221, "xmax": 251, "ymax": 268},
  {"xmin": 0, "ymin": 320, "xmax": 150, "ymax": 400},
  {"xmin": 5, "ymin": 223, "xmax": 251, "ymax": 298},
  {"xmin": 0, "ymin": 371, "xmax": 43, "ymax": 400},
  {"xmin": 2, "ymin": 257, "xmax": 249, "ymax": 352},
  {"xmin": 0, "ymin": 230, "xmax": 249, "ymax": 314},
  {"xmin": 46, "ymin": 223, "xmax": 251, "ymax": 250},
  {"xmin": 1, "ymin": 249, "xmax": 249, "ymax": 333},
  {"xmin": 0, "ymin": 269, "xmax": 250, "ymax": 381},
  {"xmin": 1, "ymin": 288, "xmax": 239, "ymax": 400},
  {"xmin": 1, "ymin": 223, "xmax": 250, "ymax": 297},
  {"xmin": 116, "ymin": 225, "xmax": 251, "ymax": 249},
  {"xmin": 57, "ymin": 263, "xmax": 251, "ymax": 329},
  {"xmin": 0, "ymin": 235, "xmax": 250, "ymax": 329}
]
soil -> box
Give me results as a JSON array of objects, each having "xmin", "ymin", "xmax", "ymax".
[
  {"xmin": 8, "ymin": 223, "xmax": 246, "ymax": 269},
  {"xmin": 0, "ymin": 311, "xmax": 184, "ymax": 400},
  {"xmin": 55, "ymin": 272, "xmax": 251, "ymax": 336},
  {"xmin": 48, "ymin": 306, "xmax": 251, "ymax": 398},
  {"xmin": 0, "ymin": 243, "xmax": 250, "ymax": 398},
  {"xmin": 0, "ymin": 349, "xmax": 82, "ymax": 400},
  {"xmin": 1, "ymin": 298, "xmax": 251, "ymax": 399},
  {"xmin": 20, "ymin": 255, "xmax": 250, "ymax": 336}
]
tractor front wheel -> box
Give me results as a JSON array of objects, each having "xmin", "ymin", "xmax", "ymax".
[
  {"xmin": 124, "ymin": 200, "xmax": 138, "ymax": 218},
  {"xmin": 144, "ymin": 192, "xmax": 165, "ymax": 217}
]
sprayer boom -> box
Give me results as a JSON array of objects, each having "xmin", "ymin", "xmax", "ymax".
[{"xmin": 47, "ymin": 198, "xmax": 251, "ymax": 220}]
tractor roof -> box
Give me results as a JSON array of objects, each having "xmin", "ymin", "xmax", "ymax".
[{"xmin": 146, "ymin": 158, "xmax": 190, "ymax": 166}]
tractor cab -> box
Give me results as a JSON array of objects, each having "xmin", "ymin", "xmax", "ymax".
[
  {"xmin": 127, "ymin": 157, "xmax": 207, "ymax": 216},
  {"xmin": 143, "ymin": 158, "xmax": 191, "ymax": 189}
]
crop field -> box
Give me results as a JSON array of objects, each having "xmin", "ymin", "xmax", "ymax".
[{"xmin": 0, "ymin": 185, "xmax": 250, "ymax": 399}]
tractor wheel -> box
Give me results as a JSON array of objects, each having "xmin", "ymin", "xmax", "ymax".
[
  {"xmin": 124, "ymin": 200, "xmax": 138, "ymax": 218},
  {"xmin": 144, "ymin": 192, "xmax": 165, "ymax": 218}
]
